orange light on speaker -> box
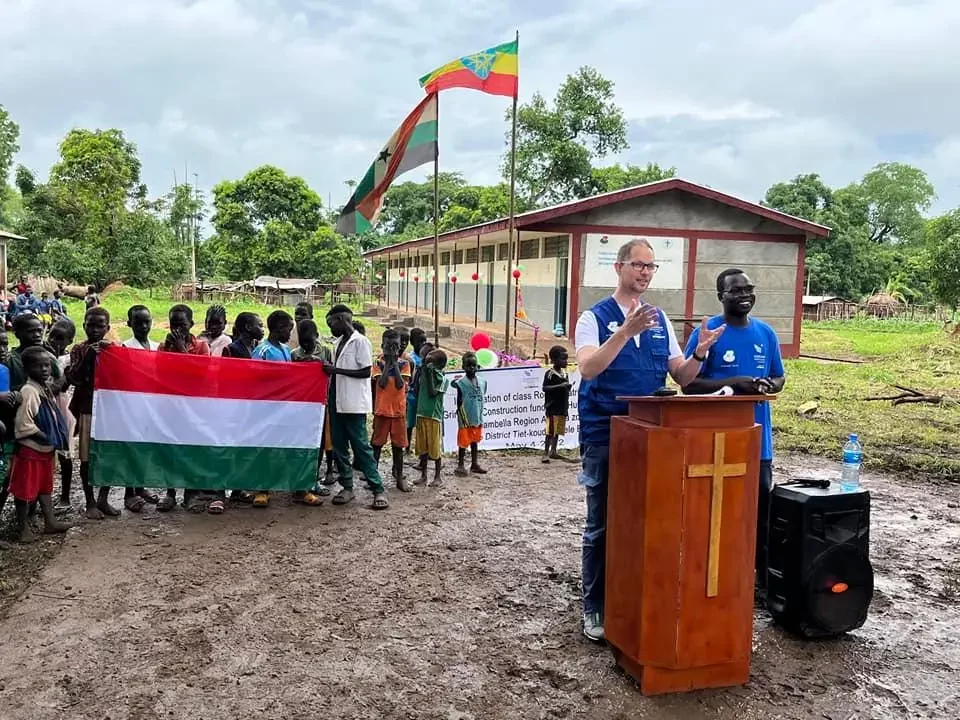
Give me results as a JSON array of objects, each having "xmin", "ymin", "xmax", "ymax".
[{"xmin": 831, "ymin": 582, "xmax": 849, "ymax": 594}]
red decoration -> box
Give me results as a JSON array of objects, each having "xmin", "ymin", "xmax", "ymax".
[
  {"xmin": 512, "ymin": 269, "xmax": 521, "ymax": 279},
  {"xmin": 470, "ymin": 332, "xmax": 491, "ymax": 351},
  {"xmin": 471, "ymin": 272, "xmax": 479, "ymax": 281},
  {"xmin": 413, "ymin": 275, "xmax": 419, "ymax": 283},
  {"xmin": 399, "ymin": 270, "xmax": 405, "ymax": 278},
  {"xmin": 451, "ymin": 276, "xmax": 458, "ymax": 284}
]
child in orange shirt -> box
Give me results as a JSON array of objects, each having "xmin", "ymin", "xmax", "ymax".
[{"xmin": 371, "ymin": 329, "xmax": 412, "ymax": 491}]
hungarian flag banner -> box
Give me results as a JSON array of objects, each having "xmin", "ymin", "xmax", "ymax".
[
  {"xmin": 89, "ymin": 347, "xmax": 326, "ymax": 491},
  {"xmin": 336, "ymin": 93, "xmax": 438, "ymax": 235},
  {"xmin": 419, "ymin": 39, "xmax": 518, "ymax": 97}
]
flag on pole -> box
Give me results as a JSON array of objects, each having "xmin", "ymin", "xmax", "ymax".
[
  {"xmin": 90, "ymin": 347, "xmax": 326, "ymax": 491},
  {"xmin": 337, "ymin": 93, "xmax": 439, "ymax": 235},
  {"xmin": 419, "ymin": 39, "xmax": 518, "ymax": 97}
]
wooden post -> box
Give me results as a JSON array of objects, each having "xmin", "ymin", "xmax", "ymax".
[{"xmin": 474, "ymin": 233, "xmax": 481, "ymax": 328}]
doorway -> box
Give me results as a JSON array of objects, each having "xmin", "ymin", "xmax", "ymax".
[
  {"xmin": 553, "ymin": 257, "xmax": 569, "ymax": 333},
  {"xmin": 484, "ymin": 261, "xmax": 495, "ymax": 322}
]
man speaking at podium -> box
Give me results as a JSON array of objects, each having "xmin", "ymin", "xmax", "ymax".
[{"xmin": 574, "ymin": 238, "xmax": 725, "ymax": 643}]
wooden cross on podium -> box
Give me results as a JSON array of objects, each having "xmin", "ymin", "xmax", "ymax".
[{"xmin": 687, "ymin": 432, "xmax": 747, "ymax": 597}]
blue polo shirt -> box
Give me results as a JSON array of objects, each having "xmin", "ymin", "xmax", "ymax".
[
  {"xmin": 685, "ymin": 316, "xmax": 784, "ymax": 461},
  {"xmin": 252, "ymin": 340, "xmax": 292, "ymax": 362}
]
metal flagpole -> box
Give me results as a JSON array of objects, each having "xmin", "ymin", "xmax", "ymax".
[
  {"xmin": 503, "ymin": 29, "xmax": 519, "ymax": 354},
  {"xmin": 474, "ymin": 233, "xmax": 481, "ymax": 328},
  {"xmin": 432, "ymin": 92, "xmax": 441, "ymax": 347}
]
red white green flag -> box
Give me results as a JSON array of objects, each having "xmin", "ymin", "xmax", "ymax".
[{"xmin": 90, "ymin": 347, "xmax": 326, "ymax": 491}]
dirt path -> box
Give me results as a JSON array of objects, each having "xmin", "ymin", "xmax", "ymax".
[{"xmin": 0, "ymin": 454, "xmax": 957, "ymax": 720}]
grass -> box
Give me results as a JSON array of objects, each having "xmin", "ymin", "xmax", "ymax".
[{"xmin": 775, "ymin": 320, "xmax": 960, "ymax": 478}]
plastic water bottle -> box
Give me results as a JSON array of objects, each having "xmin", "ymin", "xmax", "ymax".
[{"xmin": 840, "ymin": 434, "xmax": 863, "ymax": 492}]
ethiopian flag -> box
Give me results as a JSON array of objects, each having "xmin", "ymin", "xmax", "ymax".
[
  {"xmin": 337, "ymin": 93, "xmax": 438, "ymax": 235},
  {"xmin": 419, "ymin": 39, "xmax": 518, "ymax": 97},
  {"xmin": 89, "ymin": 347, "xmax": 326, "ymax": 491}
]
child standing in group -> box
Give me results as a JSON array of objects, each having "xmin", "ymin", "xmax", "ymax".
[
  {"xmin": 405, "ymin": 328, "xmax": 427, "ymax": 454},
  {"xmin": 371, "ymin": 329, "xmax": 412, "ymax": 491},
  {"xmin": 118, "ymin": 306, "xmax": 160, "ymax": 510},
  {"xmin": 250, "ymin": 310, "xmax": 295, "ymax": 507},
  {"xmin": 65, "ymin": 307, "xmax": 117, "ymax": 519},
  {"xmin": 200, "ymin": 304, "xmax": 231, "ymax": 357},
  {"xmin": 122, "ymin": 305, "xmax": 159, "ymax": 351},
  {"xmin": 542, "ymin": 345, "xmax": 574, "ymax": 463},
  {"xmin": 45, "ymin": 319, "xmax": 77, "ymax": 506},
  {"xmin": 288, "ymin": 301, "xmax": 314, "ymax": 350},
  {"xmin": 415, "ymin": 347, "xmax": 448, "ymax": 487},
  {"xmin": 452, "ymin": 351, "xmax": 487, "ymax": 477},
  {"xmin": 9, "ymin": 346, "xmax": 72, "ymax": 542},
  {"xmin": 292, "ymin": 319, "xmax": 335, "ymax": 488},
  {"xmin": 222, "ymin": 312, "xmax": 264, "ymax": 359},
  {"xmin": 158, "ymin": 305, "xmax": 210, "ymax": 512}
]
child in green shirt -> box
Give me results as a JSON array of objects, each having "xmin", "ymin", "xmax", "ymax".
[{"xmin": 415, "ymin": 348, "xmax": 448, "ymax": 487}]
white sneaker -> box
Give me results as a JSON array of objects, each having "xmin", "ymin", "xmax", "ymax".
[{"xmin": 582, "ymin": 612, "xmax": 605, "ymax": 643}]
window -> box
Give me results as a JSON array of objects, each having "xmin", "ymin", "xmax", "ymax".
[
  {"xmin": 440, "ymin": 252, "xmax": 450, "ymax": 265},
  {"xmin": 542, "ymin": 235, "xmax": 569, "ymax": 258},
  {"xmin": 497, "ymin": 242, "xmax": 509, "ymax": 260},
  {"xmin": 453, "ymin": 250, "xmax": 464, "ymax": 265},
  {"xmin": 519, "ymin": 238, "xmax": 540, "ymax": 260},
  {"xmin": 465, "ymin": 248, "xmax": 479, "ymax": 263},
  {"xmin": 481, "ymin": 245, "xmax": 495, "ymax": 262}
]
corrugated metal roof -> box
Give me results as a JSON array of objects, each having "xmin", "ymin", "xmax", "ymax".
[
  {"xmin": 252, "ymin": 276, "xmax": 316, "ymax": 290},
  {"xmin": 803, "ymin": 295, "xmax": 839, "ymax": 305},
  {"xmin": 0, "ymin": 229, "xmax": 27, "ymax": 241}
]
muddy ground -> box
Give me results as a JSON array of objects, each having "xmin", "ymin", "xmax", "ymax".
[{"xmin": 0, "ymin": 453, "xmax": 957, "ymax": 720}]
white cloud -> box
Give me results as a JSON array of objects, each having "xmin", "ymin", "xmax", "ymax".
[{"xmin": 0, "ymin": 0, "xmax": 957, "ymax": 214}]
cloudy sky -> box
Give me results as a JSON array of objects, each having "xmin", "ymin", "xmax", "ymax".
[{"xmin": 2, "ymin": 0, "xmax": 959, "ymax": 213}]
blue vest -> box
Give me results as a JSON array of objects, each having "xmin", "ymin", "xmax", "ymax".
[{"xmin": 578, "ymin": 297, "xmax": 670, "ymax": 447}]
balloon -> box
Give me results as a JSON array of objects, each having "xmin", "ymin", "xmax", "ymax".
[
  {"xmin": 512, "ymin": 269, "xmax": 521, "ymax": 279},
  {"xmin": 475, "ymin": 348, "xmax": 498, "ymax": 369},
  {"xmin": 451, "ymin": 276, "xmax": 458, "ymax": 284},
  {"xmin": 413, "ymin": 275, "xmax": 419, "ymax": 283},
  {"xmin": 399, "ymin": 270, "xmax": 405, "ymax": 278},
  {"xmin": 471, "ymin": 272, "xmax": 479, "ymax": 281},
  {"xmin": 470, "ymin": 332, "xmax": 491, "ymax": 351}
]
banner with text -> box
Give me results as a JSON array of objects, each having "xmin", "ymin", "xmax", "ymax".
[{"xmin": 441, "ymin": 366, "xmax": 580, "ymax": 453}]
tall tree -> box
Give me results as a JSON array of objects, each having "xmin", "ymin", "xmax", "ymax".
[
  {"xmin": 508, "ymin": 66, "xmax": 628, "ymax": 206},
  {"xmin": 858, "ymin": 162, "xmax": 935, "ymax": 244},
  {"xmin": 925, "ymin": 210, "xmax": 960, "ymax": 312},
  {"xmin": 590, "ymin": 163, "xmax": 676, "ymax": 194},
  {"xmin": 763, "ymin": 173, "xmax": 834, "ymax": 220},
  {"xmin": 0, "ymin": 104, "xmax": 19, "ymax": 189}
]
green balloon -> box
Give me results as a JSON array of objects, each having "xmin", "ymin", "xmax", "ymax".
[{"xmin": 475, "ymin": 348, "xmax": 498, "ymax": 369}]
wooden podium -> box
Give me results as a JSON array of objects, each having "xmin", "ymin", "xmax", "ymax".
[{"xmin": 606, "ymin": 395, "xmax": 763, "ymax": 695}]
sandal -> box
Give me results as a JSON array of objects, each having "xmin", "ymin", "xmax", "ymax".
[
  {"xmin": 137, "ymin": 489, "xmax": 160, "ymax": 504},
  {"xmin": 207, "ymin": 499, "xmax": 225, "ymax": 515},
  {"xmin": 252, "ymin": 492, "xmax": 270, "ymax": 508},
  {"xmin": 124, "ymin": 495, "xmax": 146, "ymax": 513},
  {"xmin": 312, "ymin": 483, "xmax": 331, "ymax": 497},
  {"xmin": 372, "ymin": 493, "xmax": 389, "ymax": 510},
  {"xmin": 298, "ymin": 492, "xmax": 324, "ymax": 507},
  {"xmin": 332, "ymin": 489, "xmax": 355, "ymax": 505},
  {"xmin": 230, "ymin": 490, "xmax": 255, "ymax": 504},
  {"xmin": 157, "ymin": 495, "xmax": 176, "ymax": 513}
]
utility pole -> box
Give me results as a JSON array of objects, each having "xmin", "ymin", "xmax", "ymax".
[{"xmin": 191, "ymin": 172, "xmax": 199, "ymax": 286}]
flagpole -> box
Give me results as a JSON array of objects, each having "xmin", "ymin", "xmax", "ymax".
[
  {"xmin": 503, "ymin": 29, "xmax": 519, "ymax": 355},
  {"xmin": 432, "ymin": 92, "xmax": 441, "ymax": 347}
]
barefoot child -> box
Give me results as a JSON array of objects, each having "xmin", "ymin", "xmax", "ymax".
[
  {"xmin": 45, "ymin": 319, "xmax": 76, "ymax": 506},
  {"xmin": 405, "ymin": 328, "xmax": 427, "ymax": 454},
  {"xmin": 542, "ymin": 345, "xmax": 573, "ymax": 463},
  {"xmin": 453, "ymin": 351, "xmax": 487, "ymax": 477},
  {"xmin": 65, "ymin": 307, "xmax": 118, "ymax": 519},
  {"xmin": 415, "ymin": 348, "xmax": 448, "ymax": 487},
  {"xmin": 118, "ymin": 306, "xmax": 160, "ymax": 510},
  {"xmin": 371, "ymin": 329, "xmax": 411, "ymax": 491},
  {"xmin": 157, "ymin": 305, "xmax": 210, "ymax": 512},
  {"xmin": 10, "ymin": 346, "xmax": 72, "ymax": 542},
  {"xmin": 200, "ymin": 304, "xmax": 231, "ymax": 357}
]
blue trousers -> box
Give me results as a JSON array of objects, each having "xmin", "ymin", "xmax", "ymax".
[{"xmin": 579, "ymin": 444, "xmax": 608, "ymax": 616}]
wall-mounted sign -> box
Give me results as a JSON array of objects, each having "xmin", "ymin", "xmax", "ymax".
[{"xmin": 583, "ymin": 234, "xmax": 685, "ymax": 289}]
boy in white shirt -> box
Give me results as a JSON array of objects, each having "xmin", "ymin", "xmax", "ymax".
[
  {"xmin": 122, "ymin": 305, "xmax": 159, "ymax": 351},
  {"xmin": 322, "ymin": 304, "xmax": 388, "ymax": 510}
]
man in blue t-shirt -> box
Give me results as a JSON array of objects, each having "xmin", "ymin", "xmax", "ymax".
[{"xmin": 683, "ymin": 268, "xmax": 785, "ymax": 586}]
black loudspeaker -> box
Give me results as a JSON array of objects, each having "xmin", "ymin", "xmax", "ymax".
[{"xmin": 766, "ymin": 482, "xmax": 873, "ymax": 637}]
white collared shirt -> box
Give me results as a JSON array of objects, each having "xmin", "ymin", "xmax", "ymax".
[
  {"xmin": 333, "ymin": 332, "xmax": 373, "ymax": 414},
  {"xmin": 122, "ymin": 336, "xmax": 159, "ymax": 351}
]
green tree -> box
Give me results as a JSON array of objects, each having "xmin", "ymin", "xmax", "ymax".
[
  {"xmin": 925, "ymin": 210, "xmax": 960, "ymax": 311},
  {"xmin": 858, "ymin": 162, "xmax": 935, "ymax": 244},
  {"xmin": 763, "ymin": 173, "xmax": 833, "ymax": 220},
  {"xmin": 590, "ymin": 163, "xmax": 676, "ymax": 194},
  {"xmin": 508, "ymin": 66, "xmax": 628, "ymax": 205},
  {"xmin": 0, "ymin": 105, "xmax": 19, "ymax": 188}
]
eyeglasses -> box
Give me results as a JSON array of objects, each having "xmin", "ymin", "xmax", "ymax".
[{"xmin": 622, "ymin": 261, "xmax": 659, "ymax": 273}]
